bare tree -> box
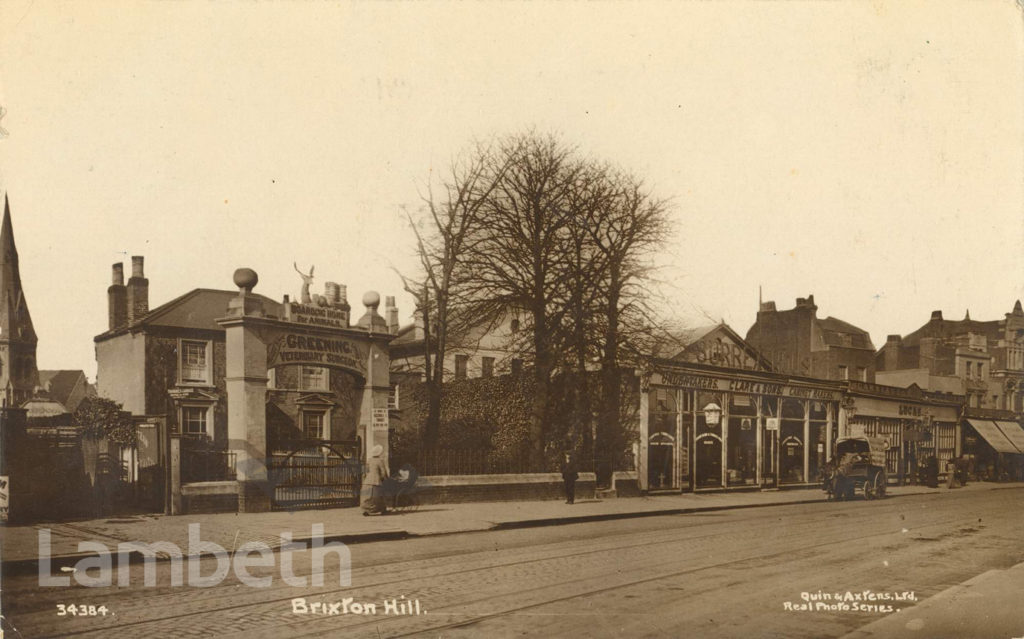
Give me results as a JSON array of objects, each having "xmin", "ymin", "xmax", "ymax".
[
  {"xmin": 401, "ymin": 142, "xmax": 512, "ymax": 446},
  {"xmin": 585, "ymin": 172, "xmax": 672, "ymax": 480},
  {"xmin": 460, "ymin": 133, "xmax": 584, "ymax": 466}
]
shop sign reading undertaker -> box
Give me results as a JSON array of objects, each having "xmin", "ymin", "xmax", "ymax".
[{"xmin": 267, "ymin": 332, "xmax": 367, "ymax": 376}]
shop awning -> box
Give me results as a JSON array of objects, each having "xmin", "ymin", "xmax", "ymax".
[
  {"xmin": 993, "ymin": 421, "xmax": 1024, "ymax": 454},
  {"xmin": 966, "ymin": 419, "xmax": 1018, "ymax": 454}
]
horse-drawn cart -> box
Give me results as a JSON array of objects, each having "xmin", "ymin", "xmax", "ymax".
[{"xmin": 822, "ymin": 436, "xmax": 888, "ymax": 501}]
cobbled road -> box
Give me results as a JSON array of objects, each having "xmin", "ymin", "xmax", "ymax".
[{"xmin": 4, "ymin": 487, "xmax": 1023, "ymax": 638}]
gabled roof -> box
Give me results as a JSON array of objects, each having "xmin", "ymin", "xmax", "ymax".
[
  {"xmin": 664, "ymin": 322, "xmax": 775, "ymax": 371},
  {"xmin": 900, "ymin": 317, "xmax": 1002, "ymax": 347},
  {"xmin": 37, "ymin": 370, "xmax": 90, "ymax": 412},
  {"xmin": 818, "ymin": 316, "xmax": 874, "ymax": 350},
  {"xmin": 96, "ymin": 288, "xmax": 282, "ymax": 339}
]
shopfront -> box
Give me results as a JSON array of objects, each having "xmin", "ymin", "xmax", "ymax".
[
  {"xmin": 961, "ymin": 412, "xmax": 1024, "ymax": 481},
  {"xmin": 640, "ymin": 362, "xmax": 841, "ymax": 492},
  {"xmin": 840, "ymin": 382, "xmax": 960, "ymax": 485}
]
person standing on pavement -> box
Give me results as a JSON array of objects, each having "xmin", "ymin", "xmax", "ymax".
[
  {"xmin": 561, "ymin": 451, "xmax": 579, "ymax": 504},
  {"xmin": 362, "ymin": 444, "xmax": 390, "ymax": 516}
]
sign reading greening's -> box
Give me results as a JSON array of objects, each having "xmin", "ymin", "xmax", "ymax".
[{"xmin": 267, "ymin": 333, "xmax": 367, "ymax": 376}]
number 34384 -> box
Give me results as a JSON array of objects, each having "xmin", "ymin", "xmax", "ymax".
[{"xmin": 56, "ymin": 604, "xmax": 110, "ymax": 617}]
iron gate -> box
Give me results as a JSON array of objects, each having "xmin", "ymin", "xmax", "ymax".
[{"xmin": 268, "ymin": 440, "xmax": 362, "ymax": 511}]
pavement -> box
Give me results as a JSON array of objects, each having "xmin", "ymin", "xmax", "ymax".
[
  {"xmin": 840, "ymin": 560, "xmax": 1024, "ymax": 639},
  {"xmin": 2, "ymin": 480, "xmax": 1016, "ymax": 574}
]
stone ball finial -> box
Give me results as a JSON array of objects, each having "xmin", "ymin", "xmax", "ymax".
[
  {"xmin": 362, "ymin": 290, "xmax": 381, "ymax": 309},
  {"xmin": 233, "ymin": 268, "xmax": 259, "ymax": 293}
]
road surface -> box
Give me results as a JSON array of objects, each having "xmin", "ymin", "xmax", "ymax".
[{"xmin": 4, "ymin": 487, "xmax": 1023, "ymax": 638}]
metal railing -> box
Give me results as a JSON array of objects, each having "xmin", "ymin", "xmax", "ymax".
[{"xmin": 181, "ymin": 445, "xmax": 237, "ymax": 483}]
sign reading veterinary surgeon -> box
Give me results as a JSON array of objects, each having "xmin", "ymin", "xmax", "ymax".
[{"xmin": 266, "ymin": 333, "xmax": 367, "ymax": 376}]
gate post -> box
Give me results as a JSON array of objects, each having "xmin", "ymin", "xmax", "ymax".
[
  {"xmin": 169, "ymin": 434, "xmax": 182, "ymax": 515},
  {"xmin": 218, "ymin": 269, "xmax": 271, "ymax": 513},
  {"xmin": 356, "ymin": 292, "xmax": 393, "ymax": 466}
]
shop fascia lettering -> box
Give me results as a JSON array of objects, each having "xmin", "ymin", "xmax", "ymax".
[
  {"xmin": 656, "ymin": 371, "xmax": 836, "ymax": 400},
  {"xmin": 270, "ymin": 333, "xmax": 366, "ymax": 373}
]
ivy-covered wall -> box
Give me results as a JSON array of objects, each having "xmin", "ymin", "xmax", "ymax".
[{"xmin": 391, "ymin": 371, "xmax": 640, "ymax": 473}]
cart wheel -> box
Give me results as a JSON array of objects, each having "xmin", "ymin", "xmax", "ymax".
[
  {"xmin": 864, "ymin": 480, "xmax": 875, "ymax": 500},
  {"xmin": 874, "ymin": 473, "xmax": 887, "ymax": 499}
]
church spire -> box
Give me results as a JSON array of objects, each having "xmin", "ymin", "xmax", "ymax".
[{"xmin": 0, "ymin": 194, "xmax": 39, "ymax": 406}]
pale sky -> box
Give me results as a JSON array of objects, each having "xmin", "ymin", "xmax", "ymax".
[{"xmin": 0, "ymin": 1, "xmax": 1021, "ymax": 380}]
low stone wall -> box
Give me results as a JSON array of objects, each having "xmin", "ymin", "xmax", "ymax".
[
  {"xmin": 414, "ymin": 472, "xmax": 597, "ymax": 504},
  {"xmin": 181, "ymin": 481, "xmax": 238, "ymax": 514},
  {"xmin": 612, "ymin": 471, "xmax": 641, "ymax": 497}
]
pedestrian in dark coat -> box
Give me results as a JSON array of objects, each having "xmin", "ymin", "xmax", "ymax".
[{"xmin": 561, "ymin": 452, "xmax": 579, "ymax": 504}]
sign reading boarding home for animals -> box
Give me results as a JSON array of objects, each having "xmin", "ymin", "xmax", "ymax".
[{"xmin": 765, "ymin": 418, "xmax": 780, "ymax": 431}]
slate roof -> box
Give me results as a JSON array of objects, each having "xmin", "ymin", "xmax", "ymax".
[
  {"xmin": 37, "ymin": 370, "xmax": 91, "ymax": 412},
  {"xmin": 95, "ymin": 288, "xmax": 283, "ymax": 340}
]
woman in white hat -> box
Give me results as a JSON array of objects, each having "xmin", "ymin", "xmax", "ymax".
[{"xmin": 362, "ymin": 444, "xmax": 391, "ymax": 515}]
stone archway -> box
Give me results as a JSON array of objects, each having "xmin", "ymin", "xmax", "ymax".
[{"xmin": 216, "ymin": 269, "xmax": 393, "ymax": 512}]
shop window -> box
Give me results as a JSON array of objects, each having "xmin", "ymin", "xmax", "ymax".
[
  {"xmin": 482, "ymin": 356, "xmax": 495, "ymax": 378},
  {"xmin": 300, "ymin": 366, "xmax": 328, "ymax": 391},
  {"xmin": 182, "ymin": 406, "xmax": 209, "ymax": 438},
  {"xmin": 180, "ymin": 340, "xmax": 210, "ymax": 384},
  {"xmin": 455, "ymin": 355, "xmax": 468, "ymax": 379},
  {"xmin": 729, "ymin": 393, "xmax": 756, "ymax": 416},
  {"xmin": 679, "ymin": 390, "xmax": 694, "ymax": 413},
  {"xmin": 388, "ymin": 383, "xmax": 399, "ymax": 410},
  {"xmin": 302, "ymin": 411, "xmax": 325, "ymax": 439}
]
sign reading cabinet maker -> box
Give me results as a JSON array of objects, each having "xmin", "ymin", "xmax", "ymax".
[{"xmin": 267, "ymin": 333, "xmax": 367, "ymax": 375}]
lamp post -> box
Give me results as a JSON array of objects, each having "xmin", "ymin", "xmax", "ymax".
[{"xmin": 703, "ymin": 403, "xmax": 722, "ymax": 427}]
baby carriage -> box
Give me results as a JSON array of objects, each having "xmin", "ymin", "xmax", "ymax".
[{"xmin": 385, "ymin": 464, "xmax": 421, "ymax": 513}]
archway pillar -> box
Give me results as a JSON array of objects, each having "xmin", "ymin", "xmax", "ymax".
[{"xmin": 220, "ymin": 292, "xmax": 272, "ymax": 513}]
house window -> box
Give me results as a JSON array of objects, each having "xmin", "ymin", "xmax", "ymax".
[
  {"xmin": 300, "ymin": 366, "xmax": 328, "ymax": 391},
  {"xmin": 180, "ymin": 340, "xmax": 210, "ymax": 384},
  {"xmin": 856, "ymin": 367, "xmax": 867, "ymax": 382},
  {"xmin": 302, "ymin": 411, "xmax": 325, "ymax": 439},
  {"xmin": 388, "ymin": 383, "xmax": 399, "ymax": 410},
  {"xmin": 182, "ymin": 406, "xmax": 209, "ymax": 438},
  {"xmin": 267, "ymin": 368, "xmax": 276, "ymax": 389},
  {"xmin": 511, "ymin": 358, "xmax": 523, "ymax": 376},
  {"xmin": 482, "ymin": 356, "xmax": 495, "ymax": 378},
  {"xmin": 510, "ymin": 318, "xmax": 520, "ymax": 333},
  {"xmin": 455, "ymin": 355, "xmax": 468, "ymax": 379},
  {"xmin": 838, "ymin": 365, "xmax": 848, "ymax": 380}
]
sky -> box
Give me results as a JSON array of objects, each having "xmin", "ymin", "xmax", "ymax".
[{"xmin": 0, "ymin": 0, "xmax": 1021, "ymax": 380}]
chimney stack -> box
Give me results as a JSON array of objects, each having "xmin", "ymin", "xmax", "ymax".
[
  {"xmin": 108, "ymin": 262, "xmax": 128, "ymax": 330},
  {"xmin": 127, "ymin": 255, "xmax": 149, "ymax": 324},
  {"xmin": 385, "ymin": 295, "xmax": 399, "ymax": 334},
  {"xmin": 325, "ymin": 282, "xmax": 341, "ymax": 306},
  {"xmin": 930, "ymin": 310, "xmax": 943, "ymax": 322},
  {"xmin": 414, "ymin": 308, "xmax": 425, "ymax": 339}
]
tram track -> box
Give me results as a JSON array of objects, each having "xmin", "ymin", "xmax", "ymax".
[{"xmin": 11, "ymin": 492, "xmax": 1014, "ymax": 639}]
